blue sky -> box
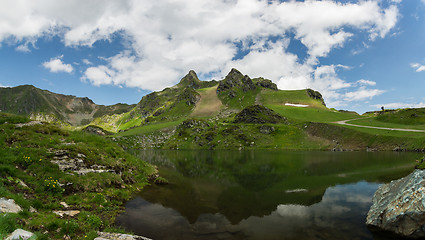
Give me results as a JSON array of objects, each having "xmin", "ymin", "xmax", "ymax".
[{"xmin": 0, "ymin": 0, "xmax": 424, "ymax": 113}]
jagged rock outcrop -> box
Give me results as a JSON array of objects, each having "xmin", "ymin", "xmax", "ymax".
[
  {"xmin": 233, "ymin": 105, "xmax": 285, "ymax": 124},
  {"xmin": 306, "ymin": 89, "xmax": 326, "ymax": 106},
  {"xmin": 176, "ymin": 88, "xmax": 201, "ymax": 106},
  {"xmin": 366, "ymin": 169, "xmax": 425, "ymax": 238},
  {"xmin": 217, "ymin": 68, "xmax": 257, "ymax": 96},
  {"xmin": 253, "ymin": 77, "xmax": 278, "ymax": 90},
  {"xmin": 178, "ymin": 70, "xmax": 218, "ymax": 89}
]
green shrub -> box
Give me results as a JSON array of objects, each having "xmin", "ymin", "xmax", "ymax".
[{"xmin": 60, "ymin": 219, "xmax": 80, "ymax": 235}]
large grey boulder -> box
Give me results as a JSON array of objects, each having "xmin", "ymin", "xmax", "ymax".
[
  {"xmin": 366, "ymin": 169, "xmax": 425, "ymax": 238},
  {"xmin": 6, "ymin": 229, "xmax": 34, "ymax": 240},
  {"xmin": 0, "ymin": 198, "xmax": 22, "ymax": 213}
]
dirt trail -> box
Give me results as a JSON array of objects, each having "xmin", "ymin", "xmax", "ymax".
[
  {"xmin": 191, "ymin": 85, "xmax": 222, "ymax": 118},
  {"xmin": 333, "ymin": 119, "xmax": 425, "ymax": 133}
]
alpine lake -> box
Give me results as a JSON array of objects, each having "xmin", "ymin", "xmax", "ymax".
[{"xmin": 116, "ymin": 150, "xmax": 422, "ymax": 240}]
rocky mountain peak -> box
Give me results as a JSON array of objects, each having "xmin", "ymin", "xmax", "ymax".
[{"xmin": 178, "ymin": 70, "xmax": 202, "ymax": 89}]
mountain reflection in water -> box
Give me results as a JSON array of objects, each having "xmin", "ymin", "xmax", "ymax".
[{"xmin": 116, "ymin": 150, "xmax": 421, "ymax": 240}]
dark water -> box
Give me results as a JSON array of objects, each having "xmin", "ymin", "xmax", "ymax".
[{"xmin": 116, "ymin": 150, "xmax": 422, "ymax": 240}]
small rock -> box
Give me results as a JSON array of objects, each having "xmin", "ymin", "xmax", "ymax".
[
  {"xmin": 54, "ymin": 150, "xmax": 69, "ymax": 157},
  {"xmin": 5, "ymin": 229, "xmax": 34, "ymax": 240},
  {"xmin": 60, "ymin": 202, "xmax": 69, "ymax": 209},
  {"xmin": 96, "ymin": 231, "xmax": 152, "ymax": 240},
  {"xmin": 15, "ymin": 121, "xmax": 43, "ymax": 128},
  {"xmin": 29, "ymin": 206, "xmax": 37, "ymax": 213},
  {"xmin": 53, "ymin": 210, "xmax": 80, "ymax": 217},
  {"xmin": 17, "ymin": 180, "xmax": 29, "ymax": 188},
  {"xmin": 0, "ymin": 198, "xmax": 22, "ymax": 213}
]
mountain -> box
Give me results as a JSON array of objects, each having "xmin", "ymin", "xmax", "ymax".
[
  {"xmin": 2, "ymin": 69, "xmax": 424, "ymax": 151},
  {"xmin": 0, "ymin": 85, "xmax": 134, "ymax": 125}
]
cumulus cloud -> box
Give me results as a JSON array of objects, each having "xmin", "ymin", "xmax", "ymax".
[
  {"xmin": 344, "ymin": 87, "xmax": 385, "ymax": 101},
  {"xmin": 410, "ymin": 63, "xmax": 425, "ymax": 72},
  {"xmin": 42, "ymin": 55, "xmax": 73, "ymax": 73},
  {"xmin": 0, "ymin": 0, "xmax": 400, "ymax": 105},
  {"xmin": 357, "ymin": 79, "xmax": 376, "ymax": 86}
]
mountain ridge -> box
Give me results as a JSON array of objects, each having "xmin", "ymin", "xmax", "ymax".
[{"xmin": 0, "ymin": 85, "xmax": 135, "ymax": 126}]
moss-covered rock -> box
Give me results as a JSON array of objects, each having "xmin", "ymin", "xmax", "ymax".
[
  {"xmin": 307, "ymin": 88, "xmax": 326, "ymax": 106},
  {"xmin": 233, "ymin": 105, "xmax": 286, "ymax": 124}
]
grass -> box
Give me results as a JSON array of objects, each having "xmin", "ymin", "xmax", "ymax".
[
  {"xmin": 308, "ymin": 122, "xmax": 425, "ymax": 150},
  {"xmin": 348, "ymin": 118, "xmax": 425, "ymax": 131},
  {"xmin": 113, "ymin": 119, "xmax": 184, "ymax": 137},
  {"xmin": 376, "ymin": 108, "xmax": 425, "ymax": 125},
  {"xmin": 0, "ymin": 113, "xmax": 156, "ymax": 239},
  {"xmin": 218, "ymin": 87, "xmax": 260, "ymax": 110},
  {"xmin": 260, "ymin": 89, "xmax": 326, "ymax": 108},
  {"xmin": 191, "ymin": 85, "xmax": 222, "ymax": 118},
  {"xmin": 267, "ymin": 105, "xmax": 360, "ymax": 123},
  {"xmin": 162, "ymin": 119, "xmax": 326, "ymax": 150}
]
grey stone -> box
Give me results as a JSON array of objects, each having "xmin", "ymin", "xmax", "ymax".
[
  {"xmin": 15, "ymin": 121, "xmax": 43, "ymax": 128},
  {"xmin": 96, "ymin": 231, "xmax": 152, "ymax": 240},
  {"xmin": 53, "ymin": 210, "xmax": 80, "ymax": 217},
  {"xmin": 366, "ymin": 169, "xmax": 425, "ymax": 238},
  {"xmin": 5, "ymin": 229, "xmax": 34, "ymax": 240},
  {"xmin": 0, "ymin": 198, "xmax": 22, "ymax": 213}
]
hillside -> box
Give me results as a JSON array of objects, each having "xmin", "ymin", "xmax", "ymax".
[
  {"xmin": 0, "ymin": 112, "xmax": 156, "ymax": 239},
  {"xmin": 0, "ymin": 85, "xmax": 134, "ymax": 126}
]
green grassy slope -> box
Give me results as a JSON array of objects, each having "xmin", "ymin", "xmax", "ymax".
[
  {"xmin": 376, "ymin": 108, "xmax": 425, "ymax": 125},
  {"xmin": 348, "ymin": 118, "xmax": 425, "ymax": 131},
  {"xmin": 260, "ymin": 89, "xmax": 360, "ymax": 123},
  {"xmin": 0, "ymin": 113, "xmax": 155, "ymax": 239}
]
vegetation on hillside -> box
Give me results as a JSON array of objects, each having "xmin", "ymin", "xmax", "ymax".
[
  {"xmin": 376, "ymin": 108, "xmax": 425, "ymax": 125},
  {"xmin": 0, "ymin": 113, "xmax": 155, "ymax": 239},
  {"xmin": 0, "ymin": 85, "xmax": 134, "ymax": 126}
]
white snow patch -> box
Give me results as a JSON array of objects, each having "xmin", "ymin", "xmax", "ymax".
[{"xmin": 285, "ymin": 103, "xmax": 309, "ymax": 107}]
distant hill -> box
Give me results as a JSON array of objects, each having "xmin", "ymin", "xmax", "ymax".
[{"xmin": 0, "ymin": 85, "xmax": 135, "ymax": 125}]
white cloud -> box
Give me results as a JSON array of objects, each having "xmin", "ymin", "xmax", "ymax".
[
  {"xmin": 410, "ymin": 63, "xmax": 425, "ymax": 72},
  {"xmin": 42, "ymin": 55, "xmax": 73, "ymax": 73},
  {"xmin": 82, "ymin": 59, "xmax": 92, "ymax": 65},
  {"xmin": 372, "ymin": 102, "xmax": 425, "ymax": 109},
  {"xmin": 344, "ymin": 87, "xmax": 385, "ymax": 101},
  {"xmin": 357, "ymin": 79, "xmax": 376, "ymax": 86},
  {"xmin": 0, "ymin": 0, "xmax": 400, "ymax": 105},
  {"xmin": 15, "ymin": 44, "xmax": 30, "ymax": 52}
]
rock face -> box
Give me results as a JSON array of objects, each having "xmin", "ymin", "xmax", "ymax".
[
  {"xmin": 0, "ymin": 198, "xmax": 22, "ymax": 213},
  {"xmin": 366, "ymin": 169, "xmax": 425, "ymax": 238},
  {"xmin": 306, "ymin": 88, "xmax": 326, "ymax": 106}
]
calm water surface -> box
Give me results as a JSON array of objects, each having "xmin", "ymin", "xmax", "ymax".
[{"xmin": 116, "ymin": 150, "xmax": 422, "ymax": 240}]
